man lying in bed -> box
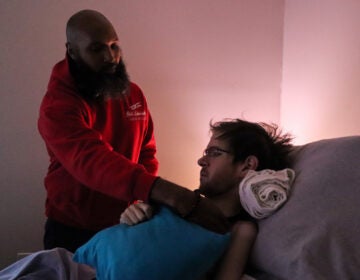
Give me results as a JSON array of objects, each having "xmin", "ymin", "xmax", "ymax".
[{"xmin": 120, "ymin": 118, "xmax": 294, "ymax": 279}]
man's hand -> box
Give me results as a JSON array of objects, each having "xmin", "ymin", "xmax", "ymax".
[
  {"xmin": 120, "ymin": 202, "xmax": 154, "ymax": 225},
  {"xmin": 150, "ymin": 178, "xmax": 230, "ymax": 234},
  {"xmin": 185, "ymin": 196, "xmax": 230, "ymax": 234}
]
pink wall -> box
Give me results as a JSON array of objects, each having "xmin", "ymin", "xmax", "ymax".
[
  {"xmin": 5, "ymin": 0, "xmax": 359, "ymax": 270},
  {"xmin": 0, "ymin": 0, "xmax": 284, "ymax": 268},
  {"xmin": 281, "ymin": 0, "xmax": 360, "ymax": 144},
  {"xmin": 110, "ymin": 1, "xmax": 285, "ymax": 187}
]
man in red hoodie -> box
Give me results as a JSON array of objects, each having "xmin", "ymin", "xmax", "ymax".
[{"xmin": 38, "ymin": 9, "xmax": 227, "ymax": 252}]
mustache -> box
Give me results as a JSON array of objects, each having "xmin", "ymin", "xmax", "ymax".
[{"xmin": 100, "ymin": 62, "xmax": 118, "ymax": 73}]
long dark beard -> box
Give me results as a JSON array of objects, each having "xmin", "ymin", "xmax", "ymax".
[{"xmin": 68, "ymin": 55, "xmax": 130, "ymax": 101}]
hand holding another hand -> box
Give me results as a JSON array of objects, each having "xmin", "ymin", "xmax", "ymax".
[
  {"xmin": 150, "ymin": 178, "xmax": 230, "ymax": 234},
  {"xmin": 120, "ymin": 201, "xmax": 154, "ymax": 225},
  {"xmin": 185, "ymin": 195, "xmax": 230, "ymax": 234}
]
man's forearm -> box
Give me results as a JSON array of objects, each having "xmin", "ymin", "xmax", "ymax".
[
  {"xmin": 149, "ymin": 177, "xmax": 198, "ymax": 217},
  {"xmin": 213, "ymin": 222, "xmax": 257, "ymax": 280}
]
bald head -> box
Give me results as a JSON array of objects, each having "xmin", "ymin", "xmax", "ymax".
[
  {"xmin": 65, "ymin": 10, "xmax": 122, "ymax": 73},
  {"xmin": 66, "ymin": 10, "xmax": 116, "ymax": 45}
]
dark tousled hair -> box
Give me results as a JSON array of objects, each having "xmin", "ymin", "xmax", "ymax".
[{"xmin": 210, "ymin": 119, "xmax": 294, "ymax": 170}]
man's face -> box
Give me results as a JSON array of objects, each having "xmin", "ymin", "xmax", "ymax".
[
  {"xmin": 198, "ymin": 134, "xmax": 247, "ymax": 198},
  {"xmin": 67, "ymin": 23, "xmax": 130, "ymax": 99},
  {"xmin": 70, "ymin": 24, "xmax": 121, "ymax": 73}
]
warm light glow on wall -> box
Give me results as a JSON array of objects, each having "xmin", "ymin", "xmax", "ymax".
[{"xmin": 281, "ymin": 0, "xmax": 360, "ymax": 145}]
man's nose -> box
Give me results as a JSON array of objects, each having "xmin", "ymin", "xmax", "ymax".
[
  {"xmin": 197, "ymin": 156, "xmax": 207, "ymax": 167},
  {"xmin": 103, "ymin": 47, "xmax": 117, "ymax": 63}
]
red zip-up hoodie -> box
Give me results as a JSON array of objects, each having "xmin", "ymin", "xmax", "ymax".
[{"xmin": 38, "ymin": 57, "xmax": 159, "ymax": 230}]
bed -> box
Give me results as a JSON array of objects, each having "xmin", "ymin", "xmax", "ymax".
[
  {"xmin": 249, "ymin": 135, "xmax": 360, "ymax": 279},
  {"xmin": 1, "ymin": 136, "xmax": 359, "ymax": 279}
]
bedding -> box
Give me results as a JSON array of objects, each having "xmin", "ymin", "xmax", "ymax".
[
  {"xmin": 239, "ymin": 168, "xmax": 295, "ymax": 219},
  {"xmin": 2, "ymin": 136, "xmax": 359, "ymax": 280},
  {"xmin": 0, "ymin": 248, "xmax": 95, "ymax": 280},
  {"xmin": 74, "ymin": 206, "xmax": 230, "ymax": 280},
  {"xmin": 249, "ymin": 136, "xmax": 360, "ymax": 279}
]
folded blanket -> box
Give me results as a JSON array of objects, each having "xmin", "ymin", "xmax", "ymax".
[{"xmin": 239, "ymin": 168, "xmax": 295, "ymax": 219}]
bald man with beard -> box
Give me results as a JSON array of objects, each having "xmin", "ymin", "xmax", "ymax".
[{"xmin": 38, "ymin": 9, "xmax": 228, "ymax": 252}]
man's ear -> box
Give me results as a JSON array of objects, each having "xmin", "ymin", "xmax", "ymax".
[
  {"xmin": 66, "ymin": 42, "xmax": 76, "ymax": 60},
  {"xmin": 238, "ymin": 155, "xmax": 259, "ymax": 177}
]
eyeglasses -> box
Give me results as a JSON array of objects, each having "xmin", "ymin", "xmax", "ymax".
[{"xmin": 202, "ymin": 147, "xmax": 232, "ymax": 158}]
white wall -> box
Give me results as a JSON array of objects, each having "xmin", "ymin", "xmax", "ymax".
[
  {"xmin": 281, "ymin": 0, "xmax": 360, "ymax": 144},
  {"xmin": 0, "ymin": 0, "xmax": 284, "ymax": 268}
]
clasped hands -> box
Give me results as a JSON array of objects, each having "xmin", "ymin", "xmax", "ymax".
[{"xmin": 120, "ymin": 196, "xmax": 230, "ymax": 234}]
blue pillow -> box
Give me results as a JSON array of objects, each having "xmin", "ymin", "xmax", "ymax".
[{"xmin": 73, "ymin": 206, "xmax": 230, "ymax": 280}]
